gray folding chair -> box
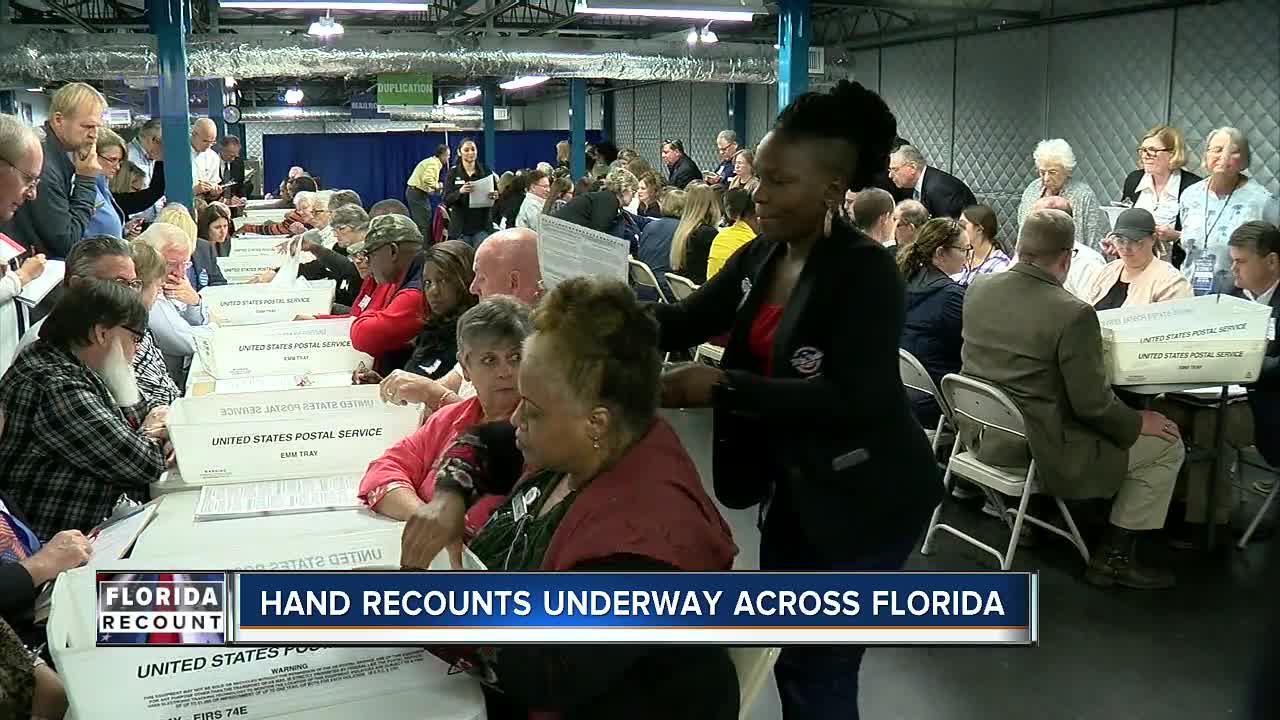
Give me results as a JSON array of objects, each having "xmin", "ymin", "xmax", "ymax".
[
  {"xmin": 665, "ymin": 272, "xmax": 698, "ymax": 302},
  {"xmin": 1238, "ymin": 447, "xmax": 1279, "ymax": 549},
  {"xmin": 898, "ymin": 348, "xmax": 955, "ymax": 456},
  {"xmin": 920, "ymin": 374, "xmax": 1090, "ymax": 570},
  {"xmin": 628, "ymin": 258, "xmax": 669, "ymax": 304}
]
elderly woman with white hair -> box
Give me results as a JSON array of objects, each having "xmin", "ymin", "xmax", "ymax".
[
  {"xmin": 1177, "ymin": 126, "xmax": 1280, "ymax": 295},
  {"xmin": 240, "ymin": 190, "xmax": 314, "ymax": 236},
  {"xmin": 1017, "ymin": 139, "xmax": 1104, "ymax": 251},
  {"xmin": 140, "ymin": 222, "xmax": 209, "ymax": 385}
]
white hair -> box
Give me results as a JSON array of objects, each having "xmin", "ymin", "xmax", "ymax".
[
  {"xmin": 717, "ymin": 130, "xmax": 738, "ymax": 145},
  {"xmin": 0, "ymin": 114, "xmax": 38, "ymax": 165},
  {"xmin": 311, "ymin": 190, "xmax": 333, "ymax": 208},
  {"xmin": 1205, "ymin": 126, "xmax": 1251, "ymax": 169},
  {"xmin": 893, "ymin": 144, "xmax": 926, "ymax": 168},
  {"xmin": 293, "ymin": 191, "xmax": 316, "ymax": 209},
  {"xmin": 140, "ymin": 222, "xmax": 193, "ymax": 258},
  {"xmin": 1033, "ymin": 139, "xmax": 1076, "ymax": 173}
]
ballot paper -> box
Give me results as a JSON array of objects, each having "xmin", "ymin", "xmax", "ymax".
[
  {"xmin": 0, "ymin": 234, "xmax": 25, "ymax": 263},
  {"xmin": 229, "ymin": 235, "xmax": 292, "ymax": 258},
  {"xmin": 468, "ymin": 173, "xmax": 496, "ymax": 208},
  {"xmin": 15, "ymin": 259, "xmax": 65, "ymax": 306},
  {"xmin": 87, "ymin": 502, "xmax": 159, "ymax": 566},
  {"xmin": 538, "ymin": 215, "xmax": 630, "ymax": 290},
  {"xmin": 194, "ymin": 476, "xmax": 362, "ymax": 521}
]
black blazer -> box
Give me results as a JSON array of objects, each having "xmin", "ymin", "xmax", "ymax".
[
  {"xmin": 553, "ymin": 191, "xmax": 621, "ymax": 235},
  {"xmin": 114, "ymin": 160, "xmax": 167, "ymax": 216},
  {"xmin": 1232, "ymin": 286, "xmax": 1280, "ymax": 467},
  {"xmin": 190, "ymin": 238, "xmax": 227, "ymax": 291},
  {"xmin": 667, "ymin": 155, "xmax": 703, "ymax": 190},
  {"xmin": 221, "ymin": 156, "xmax": 246, "ymax": 197},
  {"xmin": 919, "ymin": 166, "xmax": 977, "ymax": 219},
  {"xmin": 443, "ymin": 163, "xmax": 494, "ymax": 236},
  {"xmin": 1119, "ymin": 169, "xmax": 1202, "ymax": 231},
  {"xmin": 651, "ymin": 220, "xmax": 942, "ymax": 558}
]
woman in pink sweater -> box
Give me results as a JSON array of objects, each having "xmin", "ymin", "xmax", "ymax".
[{"xmin": 357, "ymin": 296, "xmax": 530, "ymax": 532}]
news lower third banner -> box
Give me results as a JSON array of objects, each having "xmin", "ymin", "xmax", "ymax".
[{"xmin": 97, "ymin": 571, "xmax": 1038, "ymax": 646}]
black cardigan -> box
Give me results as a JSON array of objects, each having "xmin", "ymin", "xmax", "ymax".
[
  {"xmin": 114, "ymin": 160, "xmax": 167, "ymax": 216},
  {"xmin": 651, "ymin": 219, "xmax": 942, "ymax": 558},
  {"xmin": 443, "ymin": 162, "xmax": 494, "ymax": 236},
  {"xmin": 1119, "ymin": 168, "xmax": 1202, "ymax": 231},
  {"xmin": 680, "ymin": 223, "xmax": 719, "ymax": 285},
  {"xmin": 553, "ymin": 191, "xmax": 621, "ymax": 234}
]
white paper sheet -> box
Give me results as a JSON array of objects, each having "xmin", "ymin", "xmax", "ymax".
[
  {"xmin": 87, "ymin": 503, "xmax": 159, "ymax": 566},
  {"xmin": 16, "ymin": 259, "xmax": 65, "ymax": 306},
  {"xmin": 194, "ymin": 475, "xmax": 363, "ymax": 521},
  {"xmin": 213, "ymin": 372, "xmax": 352, "ymax": 394},
  {"xmin": 468, "ymin": 174, "xmax": 496, "ymax": 208},
  {"xmin": 537, "ymin": 215, "xmax": 630, "ymax": 290},
  {"xmin": 0, "ymin": 235, "xmax": 25, "ymax": 264}
]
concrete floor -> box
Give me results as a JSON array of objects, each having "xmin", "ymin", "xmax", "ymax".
[{"xmin": 661, "ymin": 408, "xmax": 1278, "ymax": 720}]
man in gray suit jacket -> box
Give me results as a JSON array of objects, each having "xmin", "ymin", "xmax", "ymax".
[{"xmin": 961, "ymin": 209, "xmax": 1185, "ymax": 589}]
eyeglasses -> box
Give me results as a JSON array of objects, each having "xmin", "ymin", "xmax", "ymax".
[
  {"xmin": 113, "ymin": 277, "xmax": 144, "ymax": 291},
  {"xmin": 98, "ymin": 153, "xmax": 123, "ymax": 167},
  {"xmin": 123, "ymin": 326, "xmax": 145, "ymax": 343},
  {"xmin": 1108, "ymin": 234, "xmax": 1148, "ymax": 248},
  {"xmin": 0, "ymin": 157, "xmax": 41, "ymax": 191},
  {"xmin": 950, "ymin": 244, "xmax": 975, "ymax": 257},
  {"xmin": 1138, "ymin": 146, "xmax": 1171, "ymax": 158}
]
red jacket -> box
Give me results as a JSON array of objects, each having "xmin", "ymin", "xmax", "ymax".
[{"xmin": 319, "ymin": 255, "xmax": 425, "ymax": 372}]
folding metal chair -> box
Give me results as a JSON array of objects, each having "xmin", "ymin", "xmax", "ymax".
[
  {"xmin": 897, "ymin": 348, "xmax": 955, "ymax": 457},
  {"xmin": 627, "ymin": 257, "xmax": 669, "ymax": 303},
  {"xmin": 920, "ymin": 374, "xmax": 1091, "ymax": 570},
  {"xmin": 1237, "ymin": 447, "xmax": 1279, "ymax": 549},
  {"xmin": 729, "ymin": 647, "xmax": 781, "ymax": 720},
  {"xmin": 665, "ymin": 272, "xmax": 698, "ymax": 302}
]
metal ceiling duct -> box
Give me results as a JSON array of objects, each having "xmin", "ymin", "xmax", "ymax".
[
  {"xmin": 237, "ymin": 105, "xmax": 491, "ymax": 122},
  {"xmin": 0, "ymin": 34, "xmax": 777, "ymax": 85}
]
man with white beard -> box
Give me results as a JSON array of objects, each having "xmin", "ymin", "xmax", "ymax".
[{"xmin": 0, "ymin": 279, "xmax": 167, "ymax": 539}]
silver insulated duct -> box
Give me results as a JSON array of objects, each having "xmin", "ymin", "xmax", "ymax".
[{"xmin": 1, "ymin": 34, "xmax": 778, "ymax": 85}]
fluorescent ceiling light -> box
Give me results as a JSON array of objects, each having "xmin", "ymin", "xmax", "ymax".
[
  {"xmin": 222, "ymin": 0, "xmax": 426, "ymax": 10},
  {"xmin": 284, "ymin": 88, "xmax": 304, "ymax": 104},
  {"xmin": 26, "ymin": 88, "xmax": 43, "ymax": 93},
  {"xmin": 224, "ymin": 77, "xmax": 237, "ymax": 88},
  {"xmin": 500, "ymin": 76, "xmax": 549, "ymax": 91},
  {"xmin": 447, "ymin": 88, "xmax": 482, "ymax": 104},
  {"xmin": 700, "ymin": 22, "xmax": 717, "ymax": 43},
  {"xmin": 575, "ymin": 0, "xmax": 761, "ymax": 22},
  {"xmin": 308, "ymin": 14, "xmax": 344, "ymax": 37}
]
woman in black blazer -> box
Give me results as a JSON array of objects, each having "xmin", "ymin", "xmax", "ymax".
[
  {"xmin": 1120, "ymin": 125, "xmax": 1201, "ymax": 268},
  {"xmin": 443, "ymin": 138, "xmax": 496, "ymax": 247},
  {"xmin": 552, "ymin": 167, "xmax": 639, "ymax": 235},
  {"xmin": 652, "ymin": 81, "xmax": 941, "ymax": 720}
]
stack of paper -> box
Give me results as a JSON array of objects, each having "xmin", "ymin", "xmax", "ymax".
[
  {"xmin": 16, "ymin": 259, "xmax": 65, "ymax": 306},
  {"xmin": 194, "ymin": 475, "xmax": 364, "ymax": 521}
]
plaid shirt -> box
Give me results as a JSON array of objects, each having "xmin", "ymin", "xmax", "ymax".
[
  {"xmin": 133, "ymin": 329, "xmax": 179, "ymax": 410},
  {"xmin": 0, "ymin": 342, "xmax": 165, "ymax": 540}
]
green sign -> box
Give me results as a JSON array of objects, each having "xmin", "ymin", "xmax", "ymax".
[{"xmin": 376, "ymin": 73, "xmax": 434, "ymax": 106}]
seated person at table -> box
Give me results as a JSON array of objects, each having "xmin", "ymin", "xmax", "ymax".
[
  {"xmin": 140, "ymin": 222, "xmax": 210, "ymax": 386},
  {"xmin": 377, "ymin": 228, "xmax": 542, "ymax": 411},
  {"xmin": 706, "ymin": 188, "xmax": 758, "ymax": 280},
  {"xmin": 0, "ymin": 493, "xmax": 91, "ymax": 644},
  {"xmin": 358, "ymin": 296, "xmax": 530, "ymax": 531},
  {"xmin": 1033, "ymin": 195, "xmax": 1106, "ymax": 298},
  {"xmin": 0, "ymin": 280, "xmax": 167, "ymax": 539},
  {"xmin": 898, "ymin": 217, "xmax": 967, "ymax": 429},
  {"xmin": 961, "ymin": 209, "xmax": 1185, "ymax": 589},
  {"xmin": 355, "ymin": 241, "xmax": 477, "ymax": 385},
  {"xmin": 852, "ymin": 186, "xmax": 897, "ymax": 250},
  {"xmin": 242, "ymin": 189, "xmax": 316, "ymax": 236},
  {"xmin": 17, "ymin": 235, "xmax": 138, "ymax": 351},
  {"xmin": 1082, "ymin": 208, "xmax": 1191, "ymax": 310},
  {"xmin": 1230, "ymin": 222, "xmax": 1280, "ymax": 471},
  {"xmin": 400, "ymin": 277, "xmax": 738, "ymax": 720},
  {"xmin": 128, "ymin": 240, "xmax": 180, "ymax": 409},
  {"xmin": 316, "ymin": 215, "xmax": 425, "ymax": 374},
  {"xmin": 1, "ymin": 614, "xmax": 68, "ymax": 720}
]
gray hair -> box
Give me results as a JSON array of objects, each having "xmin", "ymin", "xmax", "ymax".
[
  {"xmin": 0, "ymin": 114, "xmax": 38, "ymax": 166},
  {"xmin": 140, "ymin": 222, "xmax": 194, "ymax": 258},
  {"xmin": 329, "ymin": 189, "xmax": 362, "ymax": 211},
  {"xmin": 66, "ymin": 235, "xmax": 131, "ymax": 284},
  {"xmin": 1032, "ymin": 195, "xmax": 1073, "ymax": 216},
  {"xmin": 1016, "ymin": 209, "xmax": 1075, "ymax": 262},
  {"xmin": 716, "ymin": 130, "xmax": 738, "ymax": 145},
  {"xmin": 1204, "ymin": 126, "xmax": 1251, "ymax": 169},
  {"xmin": 893, "ymin": 144, "xmax": 926, "ymax": 169},
  {"xmin": 457, "ymin": 295, "xmax": 532, "ymax": 357},
  {"xmin": 138, "ymin": 118, "xmax": 162, "ymax": 138},
  {"xmin": 895, "ymin": 199, "xmax": 930, "ymax": 228},
  {"xmin": 292, "ymin": 191, "xmax": 317, "ymax": 210},
  {"xmin": 332, "ymin": 204, "xmax": 369, "ymax": 230},
  {"xmin": 603, "ymin": 167, "xmax": 639, "ymax": 197},
  {"xmin": 1033, "ymin": 139, "xmax": 1076, "ymax": 173}
]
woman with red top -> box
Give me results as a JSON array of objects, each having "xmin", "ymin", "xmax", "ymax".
[
  {"xmin": 401, "ymin": 277, "xmax": 738, "ymax": 720},
  {"xmin": 358, "ymin": 296, "xmax": 529, "ymax": 531},
  {"xmin": 651, "ymin": 81, "xmax": 943, "ymax": 719}
]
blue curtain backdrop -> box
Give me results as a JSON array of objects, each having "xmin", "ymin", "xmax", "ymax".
[{"xmin": 262, "ymin": 129, "xmax": 603, "ymax": 207}]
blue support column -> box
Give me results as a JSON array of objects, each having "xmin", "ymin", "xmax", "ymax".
[
  {"xmin": 146, "ymin": 87, "xmax": 160, "ymax": 118},
  {"xmin": 208, "ymin": 81, "xmax": 225, "ymax": 139},
  {"xmin": 776, "ymin": 0, "xmax": 810, "ymax": 110},
  {"xmin": 569, "ymin": 78, "xmax": 586, "ymax": 179},
  {"xmin": 729, "ymin": 83, "xmax": 748, "ymax": 147},
  {"xmin": 0, "ymin": 91, "xmax": 15, "ymax": 116},
  {"xmin": 481, "ymin": 81, "xmax": 497, "ymax": 169},
  {"xmin": 149, "ymin": 0, "xmax": 194, "ymax": 209}
]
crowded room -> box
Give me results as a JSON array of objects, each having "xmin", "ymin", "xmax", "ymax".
[{"xmin": 2, "ymin": 0, "xmax": 1280, "ymax": 717}]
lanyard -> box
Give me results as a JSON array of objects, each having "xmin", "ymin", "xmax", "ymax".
[{"xmin": 1202, "ymin": 181, "xmax": 1237, "ymax": 242}]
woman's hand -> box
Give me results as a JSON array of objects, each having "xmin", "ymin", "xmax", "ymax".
[
  {"xmin": 1155, "ymin": 224, "xmax": 1180, "ymax": 244},
  {"xmin": 661, "ymin": 363, "xmax": 727, "ymax": 408},
  {"xmin": 288, "ymin": 221, "xmax": 307, "ymax": 235},
  {"xmin": 379, "ymin": 370, "xmax": 439, "ymax": 406},
  {"xmin": 460, "ymin": 182, "xmax": 474, "ymax": 194},
  {"xmin": 352, "ymin": 363, "xmax": 382, "ymax": 385},
  {"xmin": 249, "ymin": 270, "xmax": 276, "ymax": 284},
  {"xmin": 401, "ymin": 493, "xmax": 467, "ymax": 570},
  {"xmin": 16, "ymin": 254, "xmax": 46, "ymax": 286},
  {"xmin": 163, "ymin": 274, "xmax": 200, "ymax": 306},
  {"xmin": 142, "ymin": 406, "xmax": 169, "ymax": 440}
]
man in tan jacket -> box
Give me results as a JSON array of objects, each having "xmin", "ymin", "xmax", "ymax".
[{"xmin": 961, "ymin": 209, "xmax": 1185, "ymax": 589}]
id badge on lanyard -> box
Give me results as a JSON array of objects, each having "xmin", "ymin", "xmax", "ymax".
[{"xmin": 1191, "ymin": 255, "xmax": 1216, "ymax": 295}]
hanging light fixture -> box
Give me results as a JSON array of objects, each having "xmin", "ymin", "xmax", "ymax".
[
  {"xmin": 499, "ymin": 76, "xmax": 550, "ymax": 91},
  {"xmin": 447, "ymin": 88, "xmax": 482, "ymax": 104},
  {"xmin": 700, "ymin": 22, "xmax": 718, "ymax": 43},
  {"xmin": 308, "ymin": 11, "xmax": 344, "ymax": 38},
  {"xmin": 284, "ymin": 87, "xmax": 305, "ymax": 104}
]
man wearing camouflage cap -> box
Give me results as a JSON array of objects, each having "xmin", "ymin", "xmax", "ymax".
[{"xmin": 320, "ymin": 213, "xmax": 425, "ymax": 373}]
